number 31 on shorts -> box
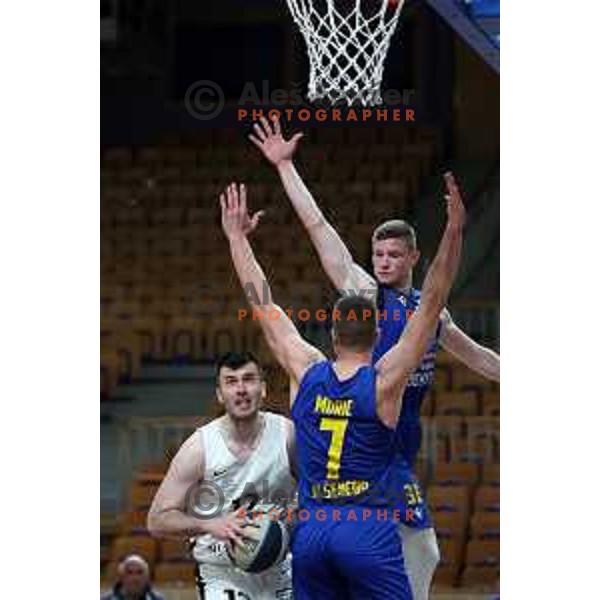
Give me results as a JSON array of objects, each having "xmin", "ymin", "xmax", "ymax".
[{"xmin": 403, "ymin": 482, "xmax": 423, "ymax": 506}]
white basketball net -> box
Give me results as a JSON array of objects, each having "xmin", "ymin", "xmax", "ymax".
[{"xmin": 285, "ymin": 0, "xmax": 405, "ymax": 106}]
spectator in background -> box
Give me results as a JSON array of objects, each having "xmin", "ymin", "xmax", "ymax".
[{"xmin": 102, "ymin": 554, "xmax": 165, "ymax": 600}]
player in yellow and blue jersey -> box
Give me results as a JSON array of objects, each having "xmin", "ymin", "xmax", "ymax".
[{"xmin": 220, "ymin": 177, "xmax": 464, "ymax": 600}]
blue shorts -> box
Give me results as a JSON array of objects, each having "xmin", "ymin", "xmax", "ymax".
[{"xmin": 291, "ymin": 511, "xmax": 413, "ymax": 600}]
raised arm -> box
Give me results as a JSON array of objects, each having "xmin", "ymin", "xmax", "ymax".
[
  {"xmin": 249, "ymin": 117, "xmax": 374, "ymax": 294},
  {"xmin": 220, "ymin": 183, "xmax": 324, "ymax": 390},
  {"xmin": 440, "ymin": 310, "xmax": 500, "ymax": 381},
  {"xmin": 147, "ymin": 432, "xmax": 244, "ymax": 544},
  {"xmin": 376, "ymin": 173, "xmax": 466, "ymax": 427}
]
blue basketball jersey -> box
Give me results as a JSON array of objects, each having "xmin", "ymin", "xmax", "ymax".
[
  {"xmin": 291, "ymin": 361, "xmax": 396, "ymax": 510},
  {"xmin": 291, "ymin": 361, "xmax": 414, "ymax": 599},
  {"xmin": 372, "ymin": 285, "xmax": 441, "ymax": 467}
]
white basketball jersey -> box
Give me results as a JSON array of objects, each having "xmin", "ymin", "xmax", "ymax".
[{"xmin": 192, "ymin": 411, "xmax": 296, "ymax": 566}]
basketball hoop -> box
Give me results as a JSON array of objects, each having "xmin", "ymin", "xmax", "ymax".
[{"xmin": 285, "ymin": 0, "xmax": 405, "ymax": 106}]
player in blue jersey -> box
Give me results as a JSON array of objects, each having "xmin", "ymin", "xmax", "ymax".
[
  {"xmin": 250, "ymin": 118, "xmax": 500, "ymax": 600},
  {"xmin": 220, "ymin": 179, "xmax": 465, "ymax": 599}
]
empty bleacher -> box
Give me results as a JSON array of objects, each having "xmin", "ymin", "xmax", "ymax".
[{"xmin": 101, "ymin": 127, "xmax": 499, "ymax": 593}]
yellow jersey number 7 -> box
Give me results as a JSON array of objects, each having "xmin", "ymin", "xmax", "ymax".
[{"xmin": 319, "ymin": 417, "xmax": 349, "ymax": 480}]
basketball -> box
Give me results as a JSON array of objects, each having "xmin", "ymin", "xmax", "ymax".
[{"xmin": 227, "ymin": 518, "xmax": 290, "ymax": 574}]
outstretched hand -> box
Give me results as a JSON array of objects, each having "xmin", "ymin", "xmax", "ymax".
[
  {"xmin": 249, "ymin": 116, "xmax": 304, "ymax": 167},
  {"xmin": 443, "ymin": 172, "xmax": 466, "ymax": 229},
  {"xmin": 219, "ymin": 183, "xmax": 265, "ymax": 240}
]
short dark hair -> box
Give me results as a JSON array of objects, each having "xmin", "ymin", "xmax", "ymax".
[
  {"xmin": 215, "ymin": 351, "xmax": 262, "ymax": 381},
  {"xmin": 332, "ymin": 295, "xmax": 378, "ymax": 352},
  {"xmin": 372, "ymin": 219, "xmax": 417, "ymax": 250}
]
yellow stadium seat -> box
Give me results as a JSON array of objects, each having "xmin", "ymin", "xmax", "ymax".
[
  {"xmin": 435, "ymin": 391, "xmax": 480, "ymax": 416},
  {"xmin": 461, "ymin": 566, "xmax": 499, "ymax": 590},
  {"xmin": 474, "ymin": 486, "xmax": 500, "ymax": 513},
  {"xmin": 464, "ymin": 540, "xmax": 500, "ymax": 568},
  {"xmin": 432, "ymin": 564, "xmax": 458, "ymax": 588},
  {"xmin": 130, "ymin": 482, "xmax": 160, "ymax": 510},
  {"xmin": 437, "ymin": 538, "xmax": 464, "ymax": 579},
  {"xmin": 481, "ymin": 464, "xmax": 500, "ymax": 487},
  {"xmin": 451, "ymin": 365, "xmax": 490, "ymax": 390},
  {"xmin": 153, "ymin": 561, "xmax": 196, "ymax": 585},
  {"xmin": 425, "ymin": 416, "xmax": 464, "ymax": 463},
  {"xmin": 103, "ymin": 560, "xmax": 119, "ymax": 583},
  {"xmin": 135, "ymin": 463, "xmax": 168, "ymax": 484},
  {"xmin": 101, "ymin": 512, "xmax": 120, "ymax": 537},
  {"xmin": 450, "ymin": 438, "xmax": 494, "ymax": 465},
  {"xmin": 470, "ymin": 512, "xmax": 500, "ymax": 540},
  {"xmin": 160, "ymin": 539, "xmax": 192, "ymax": 562},
  {"xmin": 111, "ymin": 535, "xmax": 157, "ymax": 564},
  {"xmin": 420, "ymin": 391, "xmax": 434, "ymax": 417},
  {"xmin": 427, "ymin": 485, "xmax": 471, "ymax": 523},
  {"xmin": 433, "ymin": 512, "xmax": 468, "ymax": 543},
  {"xmin": 120, "ymin": 510, "xmax": 149, "ymax": 534},
  {"xmin": 464, "ymin": 417, "xmax": 500, "ymax": 463},
  {"xmin": 432, "ymin": 462, "xmax": 479, "ymax": 489}
]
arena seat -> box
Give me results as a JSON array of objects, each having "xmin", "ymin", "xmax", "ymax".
[
  {"xmin": 432, "ymin": 564, "xmax": 457, "ymax": 588},
  {"xmin": 101, "ymin": 512, "xmax": 120, "ymax": 543},
  {"xmin": 130, "ymin": 482, "xmax": 160, "ymax": 510},
  {"xmin": 420, "ymin": 391, "xmax": 435, "ymax": 416},
  {"xmin": 465, "ymin": 417, "xmax": 500, "ymax": 462},
  {"xmin": 482, "ymin": 391, "xmax": 500, "ymax": 415},
  {"xmin": 474, "ymin": 485, "xmax": 500, "ymax": 512},
  {"xmin": 135, "ymin": 463, "xmax": 168, "ymax": 484},
  {"xmin": 464, "ymin": 540, "xmax": 500, "ymax": 568},
  {"xmin": 103, "ymin": 560, "xmax": 120, "ymax": 583},
  {"xmin": 460, "ymin": 565, "xmax": 499, "ymax": 590},
  {"xmin": 434, "ymin": 390, "xmax": 480, "ymax": 416},
  {"xmin": 434, "ymin": 538, "xmax": 463, "ymax": 586},
  {"xmin": 451, "ymin": 437, "xmax": 495, "ymax": 464},
  {"xmin": 120, "ymin": 510, "xmax": 148, "ymax": 534},
  {"xmin": 425, "ymin": 416, "xmax": 464, "ymax": 462},
  {"xmin": 111, "ymin": 535, "xmax": 157, "ymax": 564},
  {"xmin": 481, "ymin": 464, "xmax": 500, "ymax": 486},
  {"xmin": 433, "ymin": 512, "xmax": 468, "ymax": 543},
  {"xmin": 160, "ymin": 539, "xmax": 192, "ymax": 562},
  {"xmin": 469, "ymin": 511, "xmax": 500, "ymax": 540},
  {"xmin": 153, "ymin": 561, "xmax": 197, "ymax": 585},
  {"xmin": 450, "ymin": 365, "xmax": 491, "ymax": 390},
  {"xmin": 432, "ymin": 462, "xmax": 479, "ymax": 489},
  {"xmin": 428, "ymin": 485, "xmax": 470, "ymax": 523}
]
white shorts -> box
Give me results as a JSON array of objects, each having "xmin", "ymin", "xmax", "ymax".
[{"xmin": 196, "ymin": 554, "xmax": 293, "ymax": 600}]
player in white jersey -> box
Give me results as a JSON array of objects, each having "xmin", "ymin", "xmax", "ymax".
[{"xmin": 148, "ymin": 352, "xmax": 296, "ymax": 600}]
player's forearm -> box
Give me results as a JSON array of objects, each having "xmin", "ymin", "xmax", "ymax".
[
  {"xmin": 469, "ymin": 346, "xmax": 500, "ymax": 382},
  {"xmin": 277, "ymin": 161, "xmax": 353, "ymax": 288},
  {"xmin": 228, "ymin": 234, "xmax": 273, "ymax": 312},
  {"xmin": 277, "ymin": 161, "xmax": 324, "ymax": 229},
  {"xmin": 147, "ymin": 509, "xmax": 208, "ymax": 539}
]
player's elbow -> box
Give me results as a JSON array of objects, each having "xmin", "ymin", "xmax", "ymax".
[{"xmin": 305, "ymin": 214, "xmax": 327, "ymax": 234}]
